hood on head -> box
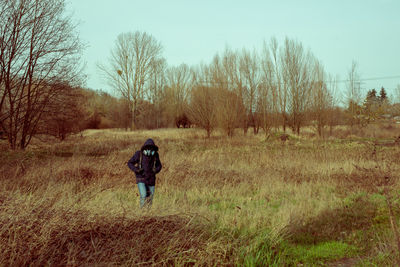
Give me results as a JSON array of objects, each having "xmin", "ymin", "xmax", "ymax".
[{"xmin": 141, "ymin": 138, "xmax": 158, "ymax": 152}]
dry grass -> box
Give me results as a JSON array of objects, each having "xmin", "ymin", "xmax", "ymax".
[
  {"xmin": 328, "ymin": 123, "xmax": 400, "ymax": 140},
  {"xmin": 1, "ymin": 127, "xmax": 400, "ymax": 266}
]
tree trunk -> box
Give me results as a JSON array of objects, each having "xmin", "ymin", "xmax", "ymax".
[
  {"xmin": 131, "ymin": 98, "xmax": 137, "ymax": 130},
  {"xmin": 282, "ymin": 114, "xmax": 287, "ymax": 133},
  {"xmin": 19, "ymin": 137, "xmax": 26, "ymax": 150}
]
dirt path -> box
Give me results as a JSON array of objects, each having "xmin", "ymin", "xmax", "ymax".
[{"xmin": 327, "ymin": 257, "xmax": 360, "ymax": 267}]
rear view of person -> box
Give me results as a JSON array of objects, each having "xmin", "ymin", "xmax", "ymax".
[{"xmin": 128, "ymin": 139, "xmax": 162, "ymax": 208}]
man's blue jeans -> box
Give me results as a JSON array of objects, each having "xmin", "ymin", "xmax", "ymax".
[{"xmin": 137, "ymin": 182, "xmax": 155, "ymax": 208}]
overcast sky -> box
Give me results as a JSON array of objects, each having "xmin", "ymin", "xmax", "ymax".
[{"xmin": 67, "ymin": 0, "xmax": 400, "ymax": 99}]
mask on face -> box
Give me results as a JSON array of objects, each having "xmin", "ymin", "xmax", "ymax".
[{"xmin": 143, "ymin": 149, "xmax": 155, "ymax": 156}]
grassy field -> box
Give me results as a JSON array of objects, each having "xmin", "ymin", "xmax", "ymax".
[{"xmin": 1, "ymin": 127, "xmax": 400, "ymax": 266}]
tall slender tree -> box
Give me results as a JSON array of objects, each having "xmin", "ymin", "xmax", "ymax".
[
  {"xmin": 165, "ymin": 63, "xmax": 192, "ymax": 127},
  {"xmin": 281, "ymin": 38, "xmax": 313, "ymax": 134},
  {"xmin": 239, "ymin": 48, "xmax": 260, "ymax": 134},
  {"xmin": 99, "ymin": 31, "xmax": 163, "ymax": 130},
  {"xmin": 309, "ymin": 60, "xmax": 332, "ymax": 137},
  {"xmin": 345, "ymin": 61, "xmax": 361, "ymax": 128}
]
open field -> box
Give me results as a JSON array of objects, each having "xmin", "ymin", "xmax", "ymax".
[{"xmin": 1, "ymin": 127, "xmax": 400, "ymax": 266}]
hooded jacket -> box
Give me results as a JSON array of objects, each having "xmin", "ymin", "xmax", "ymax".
[{"xmin": 127, "ymin": 139, "xmax": 162, "ymax": 186}]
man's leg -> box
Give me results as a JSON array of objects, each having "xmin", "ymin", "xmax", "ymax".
[
  {"xmin": 137, "ymin": 182, "xmax": 147, "ymax": 208},
  {"xmin": 146, "ymin": 185, "xmax": 155, "ymax": 207}
]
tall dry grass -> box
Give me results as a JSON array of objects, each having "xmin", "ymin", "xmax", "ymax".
[{"xmin": 1, "ymin": 127, "xmax": 400, "ymax": 266}]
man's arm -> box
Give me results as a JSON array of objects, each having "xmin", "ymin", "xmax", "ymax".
[
  {"xmin": 154, "ymin": 153, "xmax": 162, "ymax": 174},
  {"xmin": 127, "ymin": 151, "xmax": 141, "ymax": 173}
]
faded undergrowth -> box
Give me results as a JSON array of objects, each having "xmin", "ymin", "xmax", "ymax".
[{"xmin": 1, "ymin": 128, "xmax": 399, "ymax": 266}]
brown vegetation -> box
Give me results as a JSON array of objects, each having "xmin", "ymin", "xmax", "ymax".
[{"xmin": 1, "ymin": 127, "xmax": 400, "ymax": 265}]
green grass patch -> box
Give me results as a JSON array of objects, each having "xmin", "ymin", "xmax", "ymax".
[
  {"xmin": 238, "ymin": 231, "xmax": 284, "ymax": 267},
  {"xmin": 286, "ymin": 241, "xmax": 358, "ymax": 265},
  {"xmin": 239, "ymin": 239, "xmax": 358, "ymax": 266}
]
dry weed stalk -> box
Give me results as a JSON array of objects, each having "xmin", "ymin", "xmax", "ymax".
[{"xmin": 354, "ymin": 141, "xmax": 400, "ymax": 263}]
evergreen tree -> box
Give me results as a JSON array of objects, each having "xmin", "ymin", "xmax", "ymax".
[
  {"xmin": 362, "ymin": 88, "xmax": 383, "ymax": 124},
  {"xmin": 366, "ymin": 89, "xmax": 378, "ymax": 102},
  {"xmin": 379, "ymin": 87, "xmax": 388, "ymax": 102}
]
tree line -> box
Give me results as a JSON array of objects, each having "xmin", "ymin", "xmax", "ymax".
[
  {"xmin": 98, "ymin": 32, "xmax": 339, "ymax": 137},
  {"xmin": 1, "ymin": 0, "xmax": 399, "ymax": 150},
  {"xmin": 99, "ymin": 31, "xmax": 400, "ymax": 138}
]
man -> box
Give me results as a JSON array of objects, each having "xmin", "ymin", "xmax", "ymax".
[{"xmin": 128, "ymin": 139, "xmax": 162, "ymax": 208}]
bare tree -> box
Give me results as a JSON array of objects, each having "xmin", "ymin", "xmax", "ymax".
[
  {"xmin": 187, "ymin": 85, "xmax": 217, "ymax": 138},
  {"xmin": 395, "ymin": 84, "xmax": 400, "ymax": 104},
  {"xmin": 255, "ymin": 82, "xmax": 273, "ymax": 135},
  {"xmin": 259, "ymin": 40, "xmax": 280, "ymax": 135},
  {"xmin": 148, "ymin": 58, "xmax": 166, "ymax": 104},
  {"xmin": 99, "ymin": 31, "xmax": 163, "ymax": 130},
  {"xmin": 189, "ymin": 63, "xmax": 218, "ymax": 136},
  {"xmin": 345, "ymin": 60, "xmax": 362, "ymax": 128},
  {"xmin": 0, "ymin": 0, "xmax": 83, "ymax": 149},
  {"xmin": 218, "ymin": 47, "xmax": 247, "ymax": 134},
  {"xmin": 205, "ymin": 52, "xmax": 243, "ymax": 137},
  {"xmin": 346, "ymin": 61, "xmax": 361, "ymax": 105},
  {"xmin": 281, "ymin": 38, "xmax": 313, "ymax": 135},
  {"xmin": 148, "ymin": 58, "xmax": 166, "ymax": 128},
  {"xmin": 39, "ymin": 84, "xmax": 86, "ymax": 140},
  {"xmin": 325, "ymin": 75, "xmax": 340, "ymax": 135},
  {"xmin": 215, "ymin": 88, "xmax": 245, "ymax": 137},
  {"xmin": 165, "ymin": 63, "xmax": 192, "ymax": 127},
  {"xmin": 239, "ymin": 48, "xmax": 261, "ymax": 134},
  {"xmin": 264, "ymin": 37, "xmax": 289, "ymax": 132},
  {"xmin": 309, "ymin": 60, "xmax": 331, "ymax": 137},
  {"xmin": 0, "ymin": 2, "xmax": 11, "ymax": 116}
]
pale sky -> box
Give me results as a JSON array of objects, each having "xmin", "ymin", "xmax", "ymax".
[{"xmin": 67, "ymin": 0, "xmax": 400, "ymax": 100}]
